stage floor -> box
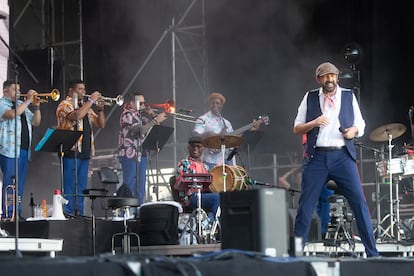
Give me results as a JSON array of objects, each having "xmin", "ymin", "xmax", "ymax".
[
  {"xmin": 139, "ymin": 240, "xmax": 414, "ymax": 258},
  {"xmin": 2, "ymin": 217, "xmax": 414, "ymax": 275},
  {"xmin": 1, "ymin": 249, "xmax": 414, "ymax": 276}
]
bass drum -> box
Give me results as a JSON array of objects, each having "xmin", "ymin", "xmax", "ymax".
[{"xmin": 209, "ymin": 165, "xmax": 247, "ymax": 192}]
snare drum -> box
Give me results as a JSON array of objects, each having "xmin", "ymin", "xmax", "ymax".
[
  {"xmin": 209, "ymin": 165, "xmax": 247, "ymax": 192},
  {"xmin": 402, "ymin": 157, "xmax": 414, "ymax": 177},
  {"xmin": 376, "ymin": 158, "xmax": 404, "ymax": 177}
]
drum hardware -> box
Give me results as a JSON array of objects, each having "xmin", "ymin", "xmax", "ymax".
[
  {"xmin": 370, "ymin": 123, "xmax": 407, "ymax": 241},
  {"xmin": 202, "ymin": 134, "xmax": 243, "ymax": 192},
  {"xmin": 175, "ymin": 174, "xmax": 218, "ymax": 244},
  {"xmin": 179, "ymin": 182, "xmax": 211, "ymax": 244},
  {"xmin": 355, "ymin": 141, "xmax": 386, "ymax": 238},
  {"xmin": 325, "ymin": 195, "xmax": 355, "ymax": 251}
]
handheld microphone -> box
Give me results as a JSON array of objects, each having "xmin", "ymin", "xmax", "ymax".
[
  {"xmin": 339, "ymin": 127, "xmax": 346, "ymax": 134},
  {"xmin": 226, "ymin": 148, "xmax": 238, "ymax": 161},
  {"xmin": 135, "ymin": 95, "xmax": 140, "ymax": 111},
  {"xmin": 73, "ymin": 92, "xmax": 79, "ymax": 109}
]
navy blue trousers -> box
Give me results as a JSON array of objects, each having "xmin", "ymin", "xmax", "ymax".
[{"xmin": 294, "ymin": 148, "xmax": 379, "ymax": 257}]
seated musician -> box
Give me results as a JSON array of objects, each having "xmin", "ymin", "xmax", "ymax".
[{"xmin": 175, "ymin": 136, "xmax": 220, "ymax": 221}]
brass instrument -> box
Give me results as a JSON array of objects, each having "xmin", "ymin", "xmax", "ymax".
[
  {"xmin": 86, "ymin": 94, "xmax": 124, "ymax": 106},
  {"xmin": 4, "ymin": 184, "xmax": 16, "ymax": 221},
  {"xmin": 146, "ymin": 99, "xmax": 204, "ymax": 124},
  {"xmin": 20, "ymin": 88, "xmax": 60, "ymax": 103}
]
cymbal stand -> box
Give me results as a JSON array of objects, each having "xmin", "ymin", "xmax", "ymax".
[
  {"xmin": 355, "ymin": 142, "xmax": 385, "ymax": 238},
  {"xmin": 380, "ymin": 131, "xmax": 403, "ymax": 240},
  {"xmin": 220, "ymin": 142, "xmax": 228, "ymax": 192},
  {"xmin": 373, "ymin": 149, "xmax": 386, "ymax": 238}
]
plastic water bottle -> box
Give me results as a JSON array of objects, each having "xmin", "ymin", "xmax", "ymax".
[{"xmin": 41, "ymin": 199, "xmax": 48, "ymax": 218}]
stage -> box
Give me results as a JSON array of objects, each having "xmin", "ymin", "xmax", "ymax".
[
  {"xmin": 1, "ymin": 248, "xmax": 414, "ymax": 276},
  {"xmin": 1, "ymin": 217, "xmax": 414, "ymax": 275}
]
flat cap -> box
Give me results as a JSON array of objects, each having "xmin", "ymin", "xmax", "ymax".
[
  {"xmin": 315, "ymin": 62, "xmax": 339, "ymax": 77},
  {"xmin": 188, "ymin": 136, "xmax": 203, "ymax": 144}
]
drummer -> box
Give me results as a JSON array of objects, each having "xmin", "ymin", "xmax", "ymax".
[
  {"xmin": 193, "ymin": 92, "xmax": 260, "ymax": 168},
  {"xmin": 175, "ymin": 136, "xmax": 220, "ymax": 221}
]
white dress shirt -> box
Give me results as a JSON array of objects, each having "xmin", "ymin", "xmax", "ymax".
[{"xmin": 294, "ymin": 86, "xmax": 365, "ymax": 147}]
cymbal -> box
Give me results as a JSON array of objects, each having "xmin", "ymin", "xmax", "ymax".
[
  {"xmin": 369, "ymin": 123, "xmax": 406, "ymax": 142},
  {"xmin": 202, "ymin": 135, "xmax": 243, "ymax": 149}
]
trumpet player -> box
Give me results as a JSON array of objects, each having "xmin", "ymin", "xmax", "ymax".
[
  {"xmin": 0, "ymin": 80, "xmax": 41, "ymax": 219},
  {"xmin": 56, "ymin": 79, "xmax": 105, "ymax": 216}
]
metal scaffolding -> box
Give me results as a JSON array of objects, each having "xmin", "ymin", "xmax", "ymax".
[{"xmin": 11, "ymin": 0, "xmax": 83, "ymax": 92}]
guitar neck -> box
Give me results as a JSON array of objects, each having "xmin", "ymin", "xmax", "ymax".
[{"xmin": 230, "ymin": 122, "xmax": 254, "ymax": 136}]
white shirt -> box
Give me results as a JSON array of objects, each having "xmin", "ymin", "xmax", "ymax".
[{"xmin": 294, "ymin": 86, "xmax": 365, "ymax": 147}]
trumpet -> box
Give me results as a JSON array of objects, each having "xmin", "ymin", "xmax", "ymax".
[
  {"xmin": 85, "ymin": 94, "xmax": 124, "ymax": 106},
  {"xmin": 146, "ymin": 99, "xmax": 204, "ymax": 124},
  {"xmin": 20, "ymin": 88, "xmax": 60, "ymax": 103},
  {"xmin": 4, "ymin": 184, "xmax": 16, "ymax": 221}
]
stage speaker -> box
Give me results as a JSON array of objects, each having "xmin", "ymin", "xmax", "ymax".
[{"xmin": 220, "ymin": 187, "xmax": 289, "ymax": 257}]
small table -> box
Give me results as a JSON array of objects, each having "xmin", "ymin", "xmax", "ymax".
[{"xmin": 0, "ymin": 238, "xmax": 63, "ymax": 257}]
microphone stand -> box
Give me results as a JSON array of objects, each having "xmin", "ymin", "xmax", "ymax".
[
  {"xmin": 73, "ymin": 104, "xmax": 80, "ymax": 217},
  {"xmin": 0, "ymin": 34, "xmax": 39, "ymax": 257},
  {"xmin": 409, "ymin": 106, "xmax": 414, "ymax": 140}
]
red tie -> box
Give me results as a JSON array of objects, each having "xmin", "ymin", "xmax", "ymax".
[{"xmin": 323, "ymin": 94, "xmax": 335, "ymax": 112}]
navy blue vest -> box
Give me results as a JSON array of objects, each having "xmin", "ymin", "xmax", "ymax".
[{"xmin": 305, "ymin": 89, "xmax": 357, "ymax": 160}]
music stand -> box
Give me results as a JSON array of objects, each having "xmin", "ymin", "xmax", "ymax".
[
  {"xmin": 240, "ymin": 130, "xmax": 263, "ymax": 172},
  {"xmin": 142, "ymin": 125, "xmax": 174, "ymax": 201},
  {"xmin": 35, "ymin": 128, "xmax": 82, "ymax": 194}
]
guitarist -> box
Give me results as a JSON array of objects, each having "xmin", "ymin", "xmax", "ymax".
[{"xmin": 193, "ymin": 92, "xmax": 260, "ymax": 169}]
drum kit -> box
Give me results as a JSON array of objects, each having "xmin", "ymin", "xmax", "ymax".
[
  {"xmin": 202, "ymin": 134, "xmax": 251, "ymax": 192},
  {"xmin": 177, "ymin": 134, "xmax": 252, "ymax": 244},
  {"xmin": 368, "ymin": 122, "xmax": 414, "ymax": 241}
]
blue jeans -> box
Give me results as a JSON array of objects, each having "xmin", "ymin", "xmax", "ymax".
[
  {"xmin": 0, "ymin": 149, "xmax": 29, "ymax": 217},
  {"xmin": 119, "ymin": 156, "xmax": 137, "ymax": 196},
  {"xmin": 63, "ymin": 157, "xmax": 89, "ymax": 215}
]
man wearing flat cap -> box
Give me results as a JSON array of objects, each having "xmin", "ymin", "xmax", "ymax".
[
  {"xmin": 174, "ymin": 136, "xmax": 220, "ymax": 221},
  {"xmin": 193, "ymin": 92, "xmax": 236, "ymax": 168},
  {"xmin": 292, "ymin": 62, "xmax": 379, "ymax": 257}
]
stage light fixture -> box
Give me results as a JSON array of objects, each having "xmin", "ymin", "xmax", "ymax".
[{"xmin": 342, "ymin": 42, "xmax": 363, "ymax": 65}]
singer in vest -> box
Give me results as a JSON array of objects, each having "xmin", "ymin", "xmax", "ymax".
[
  {"xmin": 56, "ymin": 80, "xmax": 105, "ymax": 216},
  {"xmin": 293, "ymin": 62, "xmax": 379, "ymax": 257}
]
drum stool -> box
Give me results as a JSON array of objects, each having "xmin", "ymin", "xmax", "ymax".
[{"xmin": 107, "ymin": 197, "xmax": 140, "ymax": 254}]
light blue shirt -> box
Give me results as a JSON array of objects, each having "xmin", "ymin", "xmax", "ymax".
[{"xmin": 0, "ymin": 97, "xmax": 34, "ymax": 158}]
